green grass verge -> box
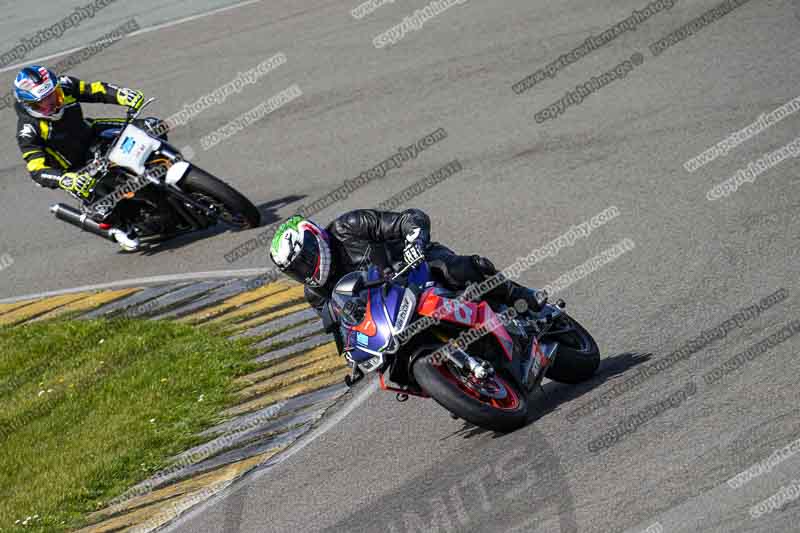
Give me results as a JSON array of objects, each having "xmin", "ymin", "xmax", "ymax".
[{"xmin": 0, "ymin": 318, "xmax": 258, "ymax": 532}]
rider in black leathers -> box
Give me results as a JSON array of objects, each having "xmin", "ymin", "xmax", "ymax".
[
  {"xmin": 269, "ymin": 209, "xmax": 543, "ymax": 350},
  {"xmin": 13, "ymin": 65, "xmax": 164, "ymax": 199}
]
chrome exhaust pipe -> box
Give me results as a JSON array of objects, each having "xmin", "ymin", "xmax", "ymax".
[{"xmin": 50, "ymin": 203, "xmax": 116, "ymax": 242}]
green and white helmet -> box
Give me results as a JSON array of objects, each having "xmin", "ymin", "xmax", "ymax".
[{"xmin": 270, "ymin": 215, "xmax": 332, "ymax": 287}]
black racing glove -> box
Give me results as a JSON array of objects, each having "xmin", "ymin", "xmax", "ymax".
[{"xmin": 403, "ymin": 228, "xmax": 428, "ymax": 265}]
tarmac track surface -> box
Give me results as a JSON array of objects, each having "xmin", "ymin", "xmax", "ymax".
[{"xmin": 1, "ymin": 1, "xmax": 799, "ymax": 532}]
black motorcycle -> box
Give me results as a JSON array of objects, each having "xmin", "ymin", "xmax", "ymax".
[{"xmin": 50, "ymin": 98, "xmax": 261, "ymax": 251}]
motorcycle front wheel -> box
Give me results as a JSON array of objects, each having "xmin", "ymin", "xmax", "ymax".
[
  {"xmin": 543, "ymin": 313, "xmax": 600, "ymax": 384},
  {"xmin": 412, "ymin": 352, "xmax": 528, "ymax": 432},
  {"xmin": 180, "ymin": 167, "xmax": 261, "ymax": 228}
]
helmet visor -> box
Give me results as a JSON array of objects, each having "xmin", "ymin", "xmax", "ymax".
[
  {"xmin": 29, "ymin": 87, "xmax": 63, "ymax": 116},
  {"xmin": 284, "ymin": 231, "xmax": 322, "ymax": 285}
]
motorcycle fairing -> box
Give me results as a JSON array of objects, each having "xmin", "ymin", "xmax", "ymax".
[
  {"xmin": 108, "ymin": 124, "xmax": 161, "ymax": 175},
  {"xmin": 347, "ymin": 263, "xmax": 434, "ymax": 358},
  {"xmin": 522, "ymin": 338, "xmax": 548, "ymax": 387},
  {"xmin": 341, "ymin": 267, "xmax": 399, "ymax": 363},
  {"xmin": 415, "ymin": 289, "xmax": 515, "ymax": 362}
]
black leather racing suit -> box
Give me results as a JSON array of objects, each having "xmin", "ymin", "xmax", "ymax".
[
  {"xmin": 15, "ymin": 75, "xmax": 164, "ymax": 189},
  {"xmin": 304, "ymin": 209, "xmax": 536, "ymax": 348}
]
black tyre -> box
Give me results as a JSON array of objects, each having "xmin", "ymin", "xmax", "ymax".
[
  {"xmin": 181, "ymin": 167, "xmax": 260, "ymax": 228},
  {"xmin": 544, "ymin": 314, "xmax": 600, "ymax": 384},
  {"xmin": 412, "ymin": 353, "xmax": 528, "ymax": 433}
]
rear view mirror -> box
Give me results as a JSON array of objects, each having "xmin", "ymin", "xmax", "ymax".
[{"xmin": 333, "ymin": 271, "xmax": 365, "ymax": 296}]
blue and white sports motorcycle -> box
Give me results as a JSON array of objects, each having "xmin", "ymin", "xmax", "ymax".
[{"xmin": 327, "ymin": 255, "xmax": 600, "ymax": 432}]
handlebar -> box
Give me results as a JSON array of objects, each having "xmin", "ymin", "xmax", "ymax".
[
  {"xmin": 391, "ymin": 254, "xmax": 424, "ymax": 281},
  {"xmin": 358, "ymin": 255, "xmax": 424, "ymax": 291},
  {"xmin": 361, "ymin": 278, "xmax": 387, "ymax": 290},
  {"xmin": 107, "ymin": 97, "xmax": 157, "ymax": 151},
  {"xmin": 126, "ymin": 97, "xmax": 157, "ymax": 122}
]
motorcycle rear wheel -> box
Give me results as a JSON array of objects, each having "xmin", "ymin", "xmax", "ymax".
[
  {"xmin": 181, "ymin": 168, "xmax": 261, "ymax": 228},
  {"xmin": 412, "ymin": 353, "xmax": 528, "ymax": 432}
]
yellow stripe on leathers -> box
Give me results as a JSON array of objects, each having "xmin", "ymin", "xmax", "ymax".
[
  {"xmin": 44, "ymin": 147, "xmax": 69, "ymax": 168},
  {"xmin": 26, "ymin": 157, "xmax": 48, "ymax": 172}
]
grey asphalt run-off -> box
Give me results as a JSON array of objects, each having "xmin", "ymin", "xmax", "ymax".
[{"xmin": 1, "ymin": 0, "xmax": 799, "ymax": 532}]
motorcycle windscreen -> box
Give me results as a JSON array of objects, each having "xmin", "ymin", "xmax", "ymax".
[
  {"xmin": 384, "ymin": 285, "xmax": 416, "ymax": 335},
  {"xmin": 384, "ymin": 260, "xmax": 427, "ymax": 334}
]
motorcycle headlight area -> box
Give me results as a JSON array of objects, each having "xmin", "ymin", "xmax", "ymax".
[{"xmin": 331, "ymin": 292, "xmax": 367, "ymax": 326}]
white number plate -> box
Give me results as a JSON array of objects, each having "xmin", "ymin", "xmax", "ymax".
[{"xmin": 108, "ymin": 124, "xmax": 162, "ymax": 175}]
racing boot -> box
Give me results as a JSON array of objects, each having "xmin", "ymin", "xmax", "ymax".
[
  {"xmin": 469, "ymin": 255, "xmax": 545, "ymax": 314},
  {"xmin": 109, "ymin": 228, "xmax": 140, "ymax": 252}
]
